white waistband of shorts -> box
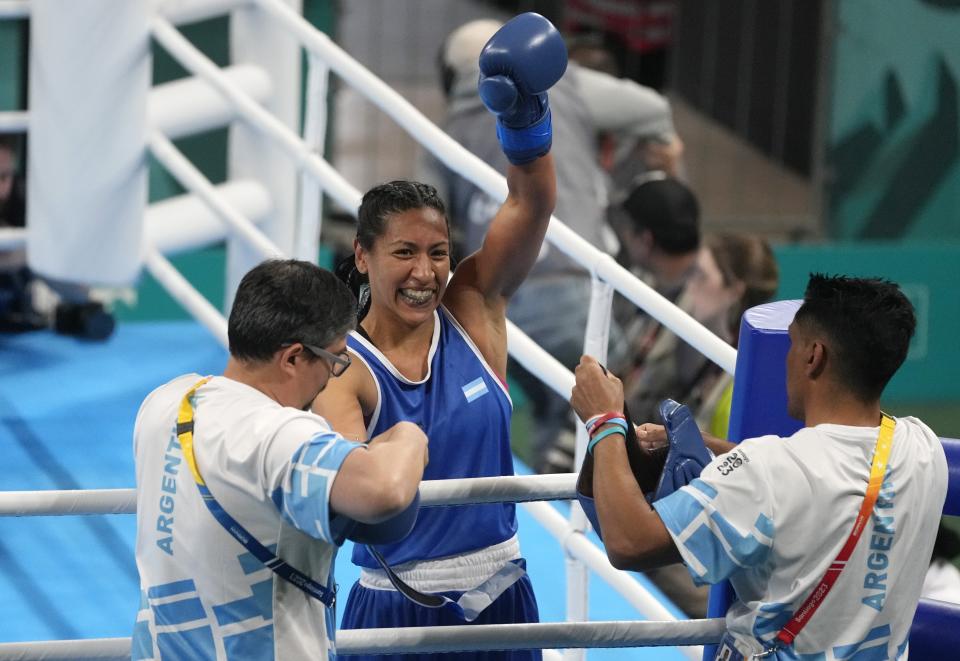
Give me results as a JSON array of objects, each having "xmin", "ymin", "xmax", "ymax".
[{"xmin": 359, "ymin": 535, "xmax": 521, "ymax": 593}]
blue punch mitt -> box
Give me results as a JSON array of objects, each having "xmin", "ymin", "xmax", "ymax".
[
  {"xmin": 478, "ymin": 12, "xmax": 567, "ymax": 164},
  {"xmin": 333, "ymin": 491, "xmax": 421, "ymax": 545},
  {"xmin": 652, "ymin": 399, "xmax": 713, "ymax": 502},
  {"xmin": 576, "ymin": 401, "xmax": 664, "ymax": 539},
  {"xmin": 576, "ymin": 399, "xmax": 711, "ymax": 538}
]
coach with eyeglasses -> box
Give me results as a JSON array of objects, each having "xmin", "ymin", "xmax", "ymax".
[{"xmin": 132, "ymin": 258, "xmax": 428, "ymax": 660}]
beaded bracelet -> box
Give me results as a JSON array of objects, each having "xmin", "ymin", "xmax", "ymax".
[{"xmin": 587, "ymin": 426, "xmax": 626, "ymax": 455}]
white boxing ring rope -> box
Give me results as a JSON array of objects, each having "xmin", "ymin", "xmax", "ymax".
[
  {"xmin": 147, "ymin": 131, "xmax": 283, "ymax": 260},
  {"xmin": 150, "ymin": 15, "xmax": 363, "ymax": 215},
  {"xmin": 0, "ymin": 620, "xmax": 725, "ymax": 660},
  {"xmin": 0, "ymin": 477, "xmax": 705, "ymax": 658},
  {"xmin": 0, "ymin": 475, "xmax": 580, "ymax": 517}
]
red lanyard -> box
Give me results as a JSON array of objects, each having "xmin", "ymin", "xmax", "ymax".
[{"xmin": 773, "ymin": 414, "xmax": 896, "ymax": 648}]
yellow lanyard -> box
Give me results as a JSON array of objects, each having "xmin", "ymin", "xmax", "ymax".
[
  {"xmin": 175, "ymin": 376, "xmax": 336, "ymax": 607},
  {"xmin": 772, "ymin": 414, "xmax": 896, "ymax": 650},
  {"xmin": 177, "ymin": 377, "xmax": 212, "ymax": 486}
]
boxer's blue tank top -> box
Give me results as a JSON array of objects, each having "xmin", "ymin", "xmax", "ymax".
[{"xmin": 348, "ymin": 306, "xmax": 517, "ymax": 568}]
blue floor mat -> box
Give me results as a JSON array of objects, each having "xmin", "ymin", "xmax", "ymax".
[{"xmin": 0, "ymin": 322, "xmax": 688, "ymax": 659}]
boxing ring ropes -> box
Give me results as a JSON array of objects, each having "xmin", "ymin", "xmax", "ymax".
[{"xmin": 1, "ymin": 1, "xmax": 958, "ymax": 659}]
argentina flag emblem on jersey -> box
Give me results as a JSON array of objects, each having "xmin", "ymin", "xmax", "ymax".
[{"xmin": 462, "ymin": 377, "xmax": 489, "ymax": 403}]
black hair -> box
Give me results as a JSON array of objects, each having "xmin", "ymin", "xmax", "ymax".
[
  {"xmin": 228, "ymin": 259, "xmax": 356, "ymax": 362},
  {"xmin": 620, "ymin": 174, "xmax": 700, "ymax": 255},
  {"xmin": 338, "ymin": 181, "xmax": 449, "ymax": 321},
  {"xmin": 794, "ymin": 273, "xmax": 916, "ymax": 402},
  {"xmin": 356, "ymin": 180, "xmax": 448, "ymax": 250}
]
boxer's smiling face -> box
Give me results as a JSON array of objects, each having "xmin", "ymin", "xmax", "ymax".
[{"xmin": 356, "ymin": 206, "xmax": 451, "ymax": 328}]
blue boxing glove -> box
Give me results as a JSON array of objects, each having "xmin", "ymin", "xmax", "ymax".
[
  {"xmin": 331, "ymin": 491, "xmax": 421, "ymax": 545},
  {"xmin": 651, "ymin": 399, "xmax": 713, "ymax": 502},
  {"xmin": 575, "ymin": 398, "xmax": 711, "ymax": 540},
  {"xmin": 478, "ymin": 12, "xmax": 567, "ymax": 164}
]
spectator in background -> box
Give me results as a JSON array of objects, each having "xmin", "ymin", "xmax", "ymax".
[
  {"xmin": 0, "ymin": 134, "xmax": 114, "ymax": 339},
  {"xmin": 611, "ymin": 171, "xmax": 700, "ymax": 302},
  {"xmin": 432, "ymin": 18, "xmax": 683, "ymax": 474},
  {"xmin": 610, "ymin": 174, "xmax": 701, "ymax": 431},
  {"xmin": 686, "ymin": 233, "xmax": 780, "ymax": 436},
  {"xmin": 620, "ymin": 229, "xmax": 778, "ymax": 429}
]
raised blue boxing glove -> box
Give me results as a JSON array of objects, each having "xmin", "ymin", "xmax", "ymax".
[
  {"xmin": 478, "ymin": 12, "xmax": 567, "ymax": 165},
  {"xmin": 651, "ymin": 399, "xmax": 713, "ymax": 502}
]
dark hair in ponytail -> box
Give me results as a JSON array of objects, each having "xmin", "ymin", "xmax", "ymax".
[{"xmin": 334, "ymin": 254, "xmax": 371, "ymax": 322}]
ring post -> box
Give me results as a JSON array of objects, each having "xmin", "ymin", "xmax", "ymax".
[
  {"xmin": 703, "ymin": 300, "xmax": 803, "ymax": 660},
  {"xmin": 226, "ymin": 0, "xmax": 302, "ymax": 304},
  {"xmin": 27, "ymin": 0, "xmax": 149, "ymax": 286}
]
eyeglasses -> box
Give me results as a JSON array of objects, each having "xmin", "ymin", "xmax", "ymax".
[{"xmin": 298, "ymin": 342, "xmax": 352, "ymax": 377}]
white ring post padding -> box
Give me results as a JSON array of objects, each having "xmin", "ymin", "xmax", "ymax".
[
  {"xmin": 144, "ymin": 249, "xmax": 230, "ymax": 348},
  {"xmin": 148, "ymin": 131, "xmax": 283, "ymax": 260},
  {"xmin": 294, "ymin": 54, "xmax": 329, "ymax": 262},
  {"xmin": 149, "ymin": 64, "xmax": 272, "ymax": 141},
  {"xmin": 0, "ymin": 227, "xmax": 25, "ymax": 251},
  {"xmin": 0, "ymin": 0, "xmax": 29, "ymax": 18},
  {"xmin": 146, "ymin": 180, "xmax": 272, "ymax": 255},
  {"xmin": 27, "ymin": 0, "xmax": 149, "ymax": 286},
  {"xmin": 0, "ymin": 620, "xmax": 724, "ymax": 660},
  {"xmin": 149, "ymin": 16, "xmax": 362, "ymax": 215},
  {"xmin": 159, "ymin": 0, "xmax": 251, "ymax": 26},
  {"xmin": 0, "ymin": 475, "xmax": 577, "ymax": 517},
  {"xmin": 253, "ymin": 0, "xmax": 736, "ymax": 376},
  {"xmin": 0, "ymin": 111, "xmax": 28, "ymax": 132}
]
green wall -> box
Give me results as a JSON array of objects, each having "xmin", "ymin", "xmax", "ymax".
[
  {"xmin": 773, "ymin": 242, "xmax": 959, "ymax": 403},
  {"xmin": 0, "ymin": 19, "xmax": 26, "ymax": 112},
  {"xmin": 827, "ymin": 0, "xmax": 960, "ymax": 240}
]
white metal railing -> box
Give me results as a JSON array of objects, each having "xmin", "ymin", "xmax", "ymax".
[
  {"xmin": 149, "ymin": 64, "xmax": 272, "ymax": 140},
  {"xmin": 295, "ymin": 53, "xmax": 330, "ymax": 261},
  {"xmin": 148, "ymin": 130, "xmax": 283, "ymax": 259},
  {"xmin": 150, "ymin": 15, "xmax": 361, "ymax": 215}
]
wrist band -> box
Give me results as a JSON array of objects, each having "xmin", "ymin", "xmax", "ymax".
[
  {"xmin": 588, "ymin": 427, "xmax": 626, "ymax": 455},
  {"xmin": 590, "ymin": 418, "xmax": 627, "ymax": 438},
  {"xmin": 585, "ymin": 412, "xmax": 625, "ymax": 435}
]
